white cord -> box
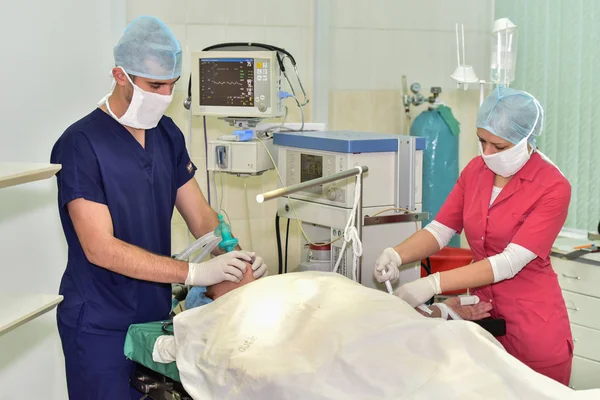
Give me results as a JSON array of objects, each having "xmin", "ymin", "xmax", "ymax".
[{"xmin": 333, "ymin": 167, "xmax": 363, "ymax": 281}]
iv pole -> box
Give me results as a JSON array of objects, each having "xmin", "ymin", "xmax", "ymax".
[{"xmin": 256, "ymin": 166, "xmax": 368, "ymax": 282}]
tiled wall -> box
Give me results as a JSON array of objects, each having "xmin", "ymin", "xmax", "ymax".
[{"xmin": 127, "ymin": 0, "xmax": 493, "ymax": 268}]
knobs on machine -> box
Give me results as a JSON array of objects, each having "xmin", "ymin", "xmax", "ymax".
[{"xmin": 326, "ymin": 186, "xmax": 337, "ymax": 201}]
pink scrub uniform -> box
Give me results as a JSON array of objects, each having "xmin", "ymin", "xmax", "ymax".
[{"xmin": 436, "ymin": 152, "xmax": 573, "ymax": 385}]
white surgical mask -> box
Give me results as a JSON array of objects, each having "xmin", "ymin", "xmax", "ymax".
[
  {"xmin": 98, "ymin": 67, "xmax": 173, "ymax": 129},
  {"xmin": 479, "ymin": 97, "xmax": 543, "ymax": 178},
  {"xmin": 478, "ymin": 138, "xmax": 532, "ymax": 178}
]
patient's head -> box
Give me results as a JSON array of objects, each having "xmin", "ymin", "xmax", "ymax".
[{"xmin": 206, "ymin": 262, "xmax": 256, "ymax": 300}]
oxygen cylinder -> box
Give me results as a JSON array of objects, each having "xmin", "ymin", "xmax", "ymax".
[{"xmin": 410, "ymin": 106, "xmax": 460, "ymax": 247}]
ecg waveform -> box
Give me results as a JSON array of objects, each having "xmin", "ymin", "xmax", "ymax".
[
  {"xmin": 200, "ymin": 59, "xmax": 254, "ymax": 107},
  {"xmin": 209, "ymin": 80, "xmax": 243, "ymax": 86}
]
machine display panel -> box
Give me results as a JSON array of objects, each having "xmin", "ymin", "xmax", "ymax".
[
  {"xmin": 301, "ymin": 154, "xmax": 323, "ymax": 183},
  {"xmin": 200, "ymin": 58, "xmax": 254, "ymax": 107}
]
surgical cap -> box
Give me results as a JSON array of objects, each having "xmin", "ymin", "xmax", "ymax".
[
  {"xmin": 476, "ymin": 86, "xmax": 544, "ymax": 150},
  {"xmin": 114, "ymin": 16, "xmax": 182, "ymax": 80}
]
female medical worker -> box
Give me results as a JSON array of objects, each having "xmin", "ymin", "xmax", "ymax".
[
  {"xmin": 374, "ymin": 87, "xmax": 573, "ymax": 385},
  {"xmin": 50, "ymin": 17, "xmax": 267, "ymax": 400}
]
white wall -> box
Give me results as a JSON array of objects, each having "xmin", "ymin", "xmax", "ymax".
[
  {"xmin": 330, "ymin": 0, "xmax": 492, "ymax": 91},
  {"xmin": 0, "ymin": 1, "xmax": 125, "ymax": 398},
  {"xmin": 327, "ymin": 0, "xmax": 493, "ymax": 170}
]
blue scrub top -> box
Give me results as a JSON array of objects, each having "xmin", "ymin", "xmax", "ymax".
[{"xmin": 51, "ymin": 108, "xmax": 197, "ymax": 334}]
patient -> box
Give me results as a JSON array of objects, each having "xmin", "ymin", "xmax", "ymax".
[
  {"xmin": 156, "ymin": 271, "xmax": 598, "ymax": 400},
  {"xmin": 204, "ymin": 266, "xmax": 490, "ymax": 320},
  {"xmin": 205, "ymin": 262, "xmax": 256, "ymax": 300}
]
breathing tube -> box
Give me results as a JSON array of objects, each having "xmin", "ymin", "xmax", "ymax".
[
  {"xmin": 214, "ymin": 214, "xmax": 238, "ymax": 253},
  {"xmin": 174, "ymin": 214, "xmax": 236, "ymax": 264}
]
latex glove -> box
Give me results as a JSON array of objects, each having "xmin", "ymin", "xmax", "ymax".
[
  {"xmin": 244, "ymin": 251, "xmax": 269, "ymax": 279},
  {"xmin": 185, "ymin": 251, "xmax": 251, "ymax": 286},
  {"xmin": 373, "ymin": 248, "xmax": 402, "ymax": 283},
  {"xmin": 393, "ymin": 272, "xmax": 442, "ymax": 307}
]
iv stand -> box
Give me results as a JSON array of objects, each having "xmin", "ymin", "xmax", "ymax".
[{"xmin": 256, "ymin": 166, "xmax": 368, "ymax": 283}]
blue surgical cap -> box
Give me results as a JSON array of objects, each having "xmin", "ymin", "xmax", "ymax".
[
  {"xmin": 476, "ymin": 86, "xmax": 544, "ymax": 150},
  {"xmin": 114, "ymin": 16, "xmax": 182, "ymax": 80}
]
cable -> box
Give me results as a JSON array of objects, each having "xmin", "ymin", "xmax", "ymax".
[
  {"xmin": 289, "ymin": 94, "xmax": 305, "ymax": 132},
  {"xmin": 275, "ymin": 212, "xmax": 283, "ymax": 274},
  {"xmin": 243, "ymin": 181, "xmax": 254, "ymax": 251},
  {"xmin": 332, "ymin": 168, "xmax": 363, "ymax": 281},
  {"xmin": 270, "ymin": 105, "xmax": 289, "ymax": 136},
  {"xmin": 212, "ymin": 172, "xmax": 218, "ymax": 211},
  {"xmin": 186, "ymin": 104, "xmax": 194, "ymax": 248},
  {"xmin": 203, "ymin": 116, "xmax": 211, "ymax": 206},
  {"xmin": 285, "ymin": 218, "xmax": 290, "ymax": 273},
  {"xmin": 219, "ymin": 172, "xmax": 225, "ymax": 213},
  {"xmin": 255, "ymin": 135, "xmax": 342, "ymax": 247},
  {"xmin": 220, "ymin": 208, "xmax": 232, "ymax": 227}
]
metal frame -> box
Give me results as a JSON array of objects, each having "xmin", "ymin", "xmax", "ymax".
[
  {"xmin": 132, "ymin": 364, "xmax": 191, "ymax": 400},
  {"xmin": 363, "ymin": 212, "xmax": 429, "ymax": 226},
  {"xmin": 257, "ymin": 166, "xmax": 367, "ymax": 282}
]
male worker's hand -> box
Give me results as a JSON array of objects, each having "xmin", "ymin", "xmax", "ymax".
[
  {"xmin": 185, "ymin": 251, "xmax": 252, "ymax": 286},
  {"xmin": 373, "ymin": 248, "xmax": 402, "ymax": 283},
  {"xmin": 243, "ymin": 251, "xmax": 269, "ymax": 279},
  {"xmin": 393, "ymin": 272, "xmax": 442, "ymax": 307}
]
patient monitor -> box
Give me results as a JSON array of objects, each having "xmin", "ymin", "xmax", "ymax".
[{"xmin": 190, "ymin": 50, "xmax": 284, "ymax": 119}]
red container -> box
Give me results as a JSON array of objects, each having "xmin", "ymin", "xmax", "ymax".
[{"xmin": 421, "ymin": 247, "xmax": 473, "ymax": 295}]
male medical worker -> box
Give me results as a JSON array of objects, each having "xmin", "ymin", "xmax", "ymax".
[
  {"xmin": 50, "ymin": 16, "xmax": 268, "ymax": 399},
  {"xmin": 374, "ymin": 87, "xmax": 573, "ymax": 385}
]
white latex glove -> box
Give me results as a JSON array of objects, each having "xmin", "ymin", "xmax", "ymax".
[
  {"xmin": 373, "ymin": 247, "xmax": 402, "ymax": 283},
  {"xmin": 393, "ymin": 272, "xmax": 442, "ymax": 307},
  {"xmin": 185, "ymin": 251, "xmax": 251, "ymax": 286},
  {"xmin": 244, "ymin": 251, "xmax": 269, "ymax": 279}
]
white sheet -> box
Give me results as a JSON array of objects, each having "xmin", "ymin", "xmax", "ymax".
[{"xmin": 155, "ymin": 271, "xmax": 599, "ymax": 400}]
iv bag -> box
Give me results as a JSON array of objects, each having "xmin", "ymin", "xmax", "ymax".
[{"xmin": 490, "ymin": 18, "xmax": 518, "ymax": 86}]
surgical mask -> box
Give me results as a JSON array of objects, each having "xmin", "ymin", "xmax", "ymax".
[
  {"xmin": 98, "ymin": 67, "xmax": 173, "ymax": 129},
  {"xmin": 479, "ymin": 97, "xmax": 542, "ymax": 178},
  {"xmin": 478, "ymin": 138, "xmax": 533, "ymax": 178}
]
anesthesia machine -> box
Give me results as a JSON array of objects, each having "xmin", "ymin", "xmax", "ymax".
[{"xmin": 185, "ymin": 44, "xmax": 428, "ymax": 292}]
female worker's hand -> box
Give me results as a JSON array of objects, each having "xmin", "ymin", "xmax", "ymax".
[
  {"xmin": 373, "ymin": 248, "xmax": 402, "ymax": 283},
  {"xmin": 393, "ymin": 273, "xmax": 442, "ymax": 307},
  {"xmin": 444, "ymin": 297, "xmax": 493, "ymax": 321}
]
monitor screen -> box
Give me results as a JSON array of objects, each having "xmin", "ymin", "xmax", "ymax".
[
  {"xmin": 301, "ymin": 154, "xmax": 323, "ymax": 183},
  {"xmin": 199, "ymin": 58, "xmax": 255, "ymax": 107}
]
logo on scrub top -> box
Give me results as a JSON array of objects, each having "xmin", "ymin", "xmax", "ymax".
[{"xmin": 187, "ymin": 161, "xmax": 194, "ymax": 174}]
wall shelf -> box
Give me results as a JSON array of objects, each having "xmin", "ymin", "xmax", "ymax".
[
  {"xmin": 0, "ymin": 162, "xmax": 61, "ymax": 189},
  {"xmin": 0, "ymin": 293, "xmax": 63, "ymax": 336}
]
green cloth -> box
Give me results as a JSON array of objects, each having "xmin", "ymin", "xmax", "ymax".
[
  {"xmin": 437, "ymin": 105, "xmax": 460, "ymax": 136},
  {"xmin": 124, "ymin": 321, "xmax": 180, "ymax": 382}
]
